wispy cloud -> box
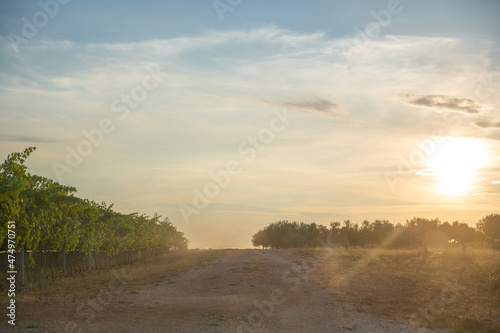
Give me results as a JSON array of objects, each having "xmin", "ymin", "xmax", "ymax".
[
  {"xmin": 265, "ymin": 96, "xmax": 343, "ymax": 116},
  {"xmin": 154, "ymin": 201, "xmax": 278, "ymax": 213},
  {"xmin": 473, "ymin": 121, "xmax": 500, "ymax": 129},
  {"xmin": 0, "ymin": 134, "xmax": 63, "ymax": 143},
  {"xmin": 399, "ymin": 94, "xmax": 491, "ymax": 114},
  {"xmin": 281, "ymin": 96, "xmax": 339, "ymax": 113}
]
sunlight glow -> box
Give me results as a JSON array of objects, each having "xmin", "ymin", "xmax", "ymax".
[{"xmin": 426, "ymin": 138, "xmax": 486, "ymax": 196}]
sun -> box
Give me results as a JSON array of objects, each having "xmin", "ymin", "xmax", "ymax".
[{"xmin": 426, "ymin": 137, "xmax": 486, "ymax": 196}]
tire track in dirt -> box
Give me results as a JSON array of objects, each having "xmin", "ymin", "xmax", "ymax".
[{"xmin": 7, "ymin": 249, "xmax": 450, "ymax": 332}]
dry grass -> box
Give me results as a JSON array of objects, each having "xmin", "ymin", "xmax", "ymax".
[
  {"xmin": 292, "ymin": 247, "xmax": 500, "ymax": 333},
  {"xmin": 2, "ymin": 249, "xmax": 219, "ymax": 302},
  {"xmin": 4, "ymin": 247, "xmax": 498, "ymax": 332},
  {"xmin": 241, "ymin": 258, "xmax": 270, "ymax": 276}
]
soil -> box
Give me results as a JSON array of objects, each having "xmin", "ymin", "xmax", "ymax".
[{"xmin": 3, "ymin": 249, "xmax": 451, "ymax": 332}]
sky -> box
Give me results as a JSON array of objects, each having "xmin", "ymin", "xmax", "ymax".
[{"xmin": 1, "ymin": 0, "xmax": 499, "ymax": 248}]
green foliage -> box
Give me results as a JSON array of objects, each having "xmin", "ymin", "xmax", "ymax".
[
  {"xmin": 477, "ymin": 213, "xmax": 500, "ymax": 247},
  {"xmin": 252, "ymin": 216, "xmax": 490, "ymax": 250},
  {"xmin": 251, "ymin": 220, "xmax": 329, "ymax": 248},
  {"xmin": 0, "ymin": 148, "xmax": 189, "ymax": 253}
]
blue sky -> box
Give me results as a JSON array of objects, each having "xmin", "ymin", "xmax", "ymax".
[{"xmin": 1, "ymin": 0, "xmax": 499, "ymax": 248}]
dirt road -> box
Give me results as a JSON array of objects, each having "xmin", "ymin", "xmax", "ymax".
[{"xmin": 8, "ymin": 249, "xmax": 449, "ymax": 332}]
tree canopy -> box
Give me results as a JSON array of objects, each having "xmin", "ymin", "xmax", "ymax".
[
  {"xmin": 251, "ymin": 216, "xmax": 493, "ymax": 250},
  {"xmin": 0, "ymin": 147, "xmax": 188, "ymax": 253},
  {"xmin": 477, "ymin": 213, "xmax": 500, "ymax": 246}
]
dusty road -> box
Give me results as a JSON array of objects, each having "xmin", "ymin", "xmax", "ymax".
[{"xmin": 7, "ymin": 249, "xmax": 448, "ymax": 332}]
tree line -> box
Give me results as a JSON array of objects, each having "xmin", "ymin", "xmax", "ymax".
[
  {"xmin": 0, "ymin": 147, "xmax": 188, "ymax": 256},
  {"xmin": 252, "ymin": 215, "xmax": 500, "ymax": 250}
]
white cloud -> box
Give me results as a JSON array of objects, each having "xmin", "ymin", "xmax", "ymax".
[{"xmin": 1, "ymin": 28, "xmax": 499, "ymax": 247}]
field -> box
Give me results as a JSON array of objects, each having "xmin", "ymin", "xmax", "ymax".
[
  {"xmin": 1, "ymin": 247, "xmax": 499, "ymax": 332},
  {"xmin": 294, "ymin": 247, "xmax": 500, "ymax": 333},
  {"xmin": 10, "ymin": 249, "xmax": 219, "ymax": 301}
]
